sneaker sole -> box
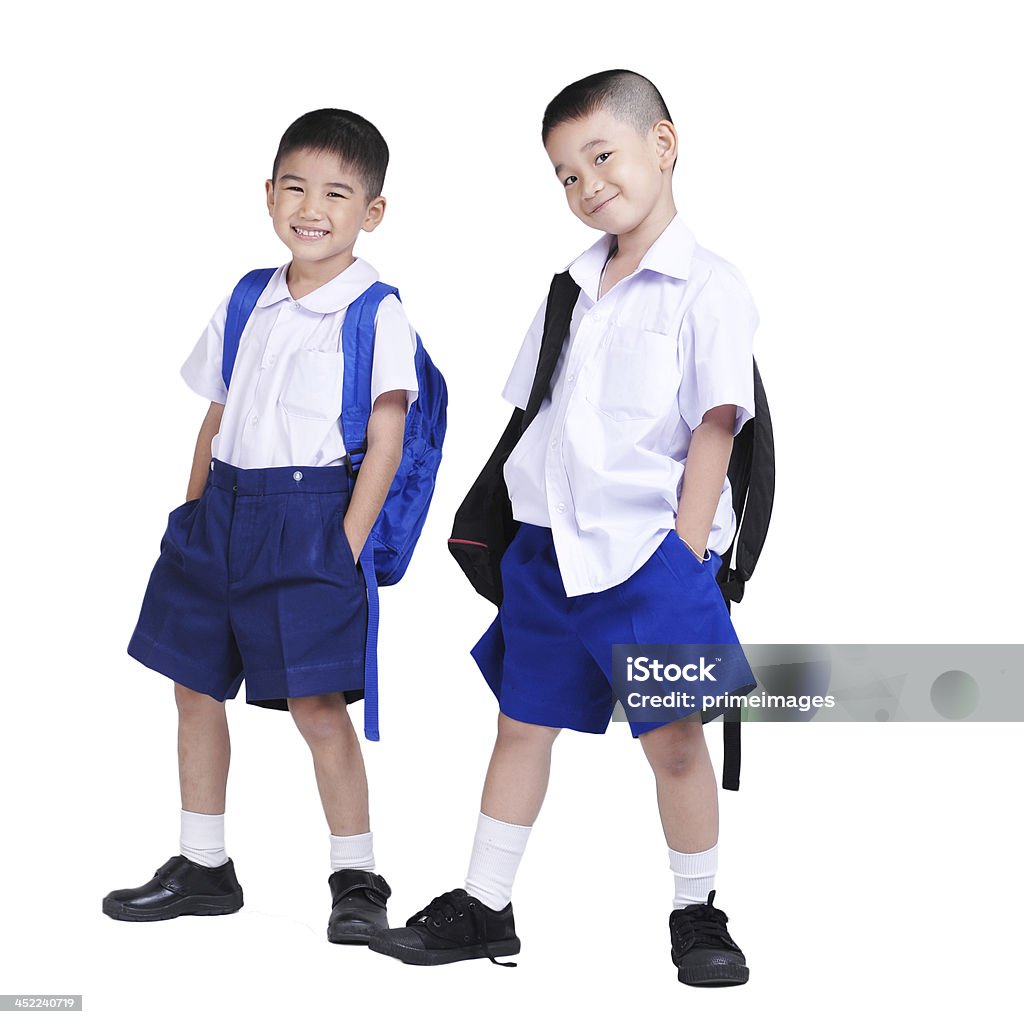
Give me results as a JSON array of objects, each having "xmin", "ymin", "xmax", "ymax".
[
  {"xmin": 101, "ymin": 893, "xmax": 243, "ymax": 922},
  {"xmin": 677, "ymin": 963, "xmax": 749, "ymax": 986},
  {"xmin": 368, "ymin": 934, "xmax": 521, "ymax": 965},
  {"xmin": 327, "ymin": 922, "xmax": 381, "ymax": 945}
]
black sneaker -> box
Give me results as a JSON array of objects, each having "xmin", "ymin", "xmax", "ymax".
[
  {"xmin": 327, "ymin": 869, "xmax": 391, "ymax": 944},
  {"xmin": 669, "ymin": 890, "xmax": 749, "ymax": 986},
  {"xmin": 102, "ymin": 855, "xmax": 243, "ymax": 922},
  {"xmin": 368, "ymin": 888, "xmax": 520, "ymax": 966}
]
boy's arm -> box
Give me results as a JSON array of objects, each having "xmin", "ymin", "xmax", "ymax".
[
  {"xmin": 675, "ymin": 404, "xmax": 736, "ymax": 560},
  {"xmin": 342, "ymin": 390, "xmax": 407, "ymax": 562},
  {"xmin": 185, "ymin": 401, "xmax": 225, "ymax": 500}
]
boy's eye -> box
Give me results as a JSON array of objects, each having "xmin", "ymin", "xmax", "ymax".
[
  {"xmin": 327, "ymin": 192, "xmax": 347, "ymax": 199},
  {"xmin": 562, "ymin": 175, "xmax": 578, "ymax": 188},
  {"xmin": 285, "ymin": 185, "xmax": 303, "ymax": 193},
  {"xmin": 595, "ymin": 152, "xmax": 611, "ymax": 165}
]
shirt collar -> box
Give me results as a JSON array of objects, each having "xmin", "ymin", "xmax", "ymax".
[
  {"xmin": 564, "ymin": 214, "xmax": 696, "ymax": 301},
  {"xmin": 255, "ymin": 257, "xmax": 380, "ymax": 313}
]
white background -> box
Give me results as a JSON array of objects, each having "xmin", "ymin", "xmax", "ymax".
[{"xmin": 1, "ymin": 1, "xmax": 1021, "ymax": 1021}]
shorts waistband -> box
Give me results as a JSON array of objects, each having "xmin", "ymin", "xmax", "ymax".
[{"xmin": 208, "ymin": 458, "xmax": 352, "ymax": 496}]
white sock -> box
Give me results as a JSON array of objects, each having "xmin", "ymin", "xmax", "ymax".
[
  {"xmin": 464, "ymin": 812, "xmax": 532, "ymax": 911},
  {"xmin": 669, "ymin": 843, "xmax": 718, "ymax": 909},
  {"xmin": 180, "ymin": 809, "xmax": 228, "ymax": 868},
  {"xmin": 330, "ymin": 831, "xmax": 375, "ymax": 872}
]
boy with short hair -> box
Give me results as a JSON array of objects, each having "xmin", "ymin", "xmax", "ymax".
[
  {"xmin": 103, "ymin": 108, "xmax": 418, "ymax": 943},
  {"xmin": 369, "ymin": 71, "xmax": 759, "ymax": 985}
]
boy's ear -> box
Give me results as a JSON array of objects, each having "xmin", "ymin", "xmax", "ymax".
[
  {"xmin": 362, "ymin": 194, "xmax": 387, "ymax": 233},
  {"xmin": 265, "ymin": 178, "xmax": 275, "ymax": 215},
  {"xmin": 652, "ymin": 120, "xmax": 678, "ymax": 171}
]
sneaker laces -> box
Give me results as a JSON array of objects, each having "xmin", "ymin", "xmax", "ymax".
[
  {"xmin": 409, "ymin": 889, "xmax": 517, "ymax": 968},
  {"xmin": 670, "ymin": 890, "xmax": 741, "ymax": 955}
]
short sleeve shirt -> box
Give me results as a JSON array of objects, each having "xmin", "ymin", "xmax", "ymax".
[
  {"xmin": 501, "ymin": 215, "xmax": 759, "ymax": 597},
  {"xmin": 180, "ymin": 258, "xmax": 419, "ymax": 469}
]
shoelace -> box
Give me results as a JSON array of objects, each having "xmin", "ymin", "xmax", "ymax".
[
  {"xmin": 410, "ymin": 890, "xmax": 517, "ymax": 968},
  {"xmin": 670, "ymin": 894, "xmax": 740, "ymax": 954}
]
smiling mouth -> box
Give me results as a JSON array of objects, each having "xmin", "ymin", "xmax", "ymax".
[
  {"xmin": 589, "ymin": 194, "xmax": 619, "ymax": 215},
  {"xmin": 292, "ymin": 226, "xmax": 329, "ymax": 239}
]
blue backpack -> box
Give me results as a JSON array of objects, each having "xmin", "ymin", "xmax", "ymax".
[{"xmin": 222, "ymin": 268, "xmax": 448, "ymax": 740}]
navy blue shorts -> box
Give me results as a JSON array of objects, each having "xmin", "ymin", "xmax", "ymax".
[
  {"xmin": 471, "ymin": 524, "xmax": 752, "ymax": 738},
  {"xmin": 128, "ymin": 459, "xmax": 367, "ymax": 710}
]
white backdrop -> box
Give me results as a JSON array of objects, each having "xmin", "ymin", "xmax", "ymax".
[{"xmin": 1, "ymin": 1, "xmax": 1020, "ymax": 1021}]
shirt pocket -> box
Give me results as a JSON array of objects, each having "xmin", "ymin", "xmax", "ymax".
[
  {"xmin": 584, "ymin": 323, "xmax": 681, "ymax": 421},
  {"xmin": 280, "ymin": 349, "xmax": 344, "ymax": 421}
]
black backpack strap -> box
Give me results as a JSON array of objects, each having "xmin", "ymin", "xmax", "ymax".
[
  {"xmin": 722, "ymin": 706, "xmax": 742, "ymax": 791},
  {"xmin": 718, "ymin": 358, "xmax": 774, "ymax": 603},
  {"xmin": 523, "ymin": 272, "xmax": 580, "ymax": 429},
  {"xmin": 449, "ymin": 272, "xmax": 581, "ymax": 605}
]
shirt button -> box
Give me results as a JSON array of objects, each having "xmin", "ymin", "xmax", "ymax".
[
  {"xmin": 209, "ymin": 460, "xmax": 214, "ymax": 471},
  {"xmin": 268, "ymin": 355, "xmax": 276, "ymax": 366},
  {"xmin": 293, "ymin": 471, "xmax": 303, "ymax": 482},
  {"xmin": 251, "ymin": 416, "xmax": 258, "ymax": 425},
  {"xmin": 590, "ymin": 313, "xmax": 602, "ymax": 322},
  {"xmin": 567, "ymin": 374, "xmax": 575, "ymax": 383},
  {"xmin": 557, "ymin": 502, "xmax": 566, "ymax": 513},
  {"xmin": 550, "ymin": 439, "xmax": 557, "ymax": 449}
]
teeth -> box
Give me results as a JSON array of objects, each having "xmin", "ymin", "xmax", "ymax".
[{"xmin": 294, "ymin": 227, "xmax": 327, "ymax": 238}]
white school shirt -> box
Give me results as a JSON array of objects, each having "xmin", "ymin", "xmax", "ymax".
[
  {"xmin": 502, "ymin": 215, "xmax": 759, "ymax": 598},
  {"xmin": 180, "ymin": 258, "xmax": 419, "ymax": 469}
]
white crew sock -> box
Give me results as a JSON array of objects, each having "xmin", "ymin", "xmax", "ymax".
[
  {"xmin": 464, "ymin": 812, "xmax": 532, "ymax": 911},
  {"xmin": 669, "ymin": 843, "xmax": 718, "ymax": 909},
  {"xmin": 180, "ymin": 809, "xmax": 228, "ymax": 868},
  {"xmin": 330, "ymin": 831, "xmax": 375, "ymax": 872}
]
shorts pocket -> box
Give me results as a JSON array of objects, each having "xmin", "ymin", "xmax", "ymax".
[
  {"xmin": 657, "ymin": 530, "xmax": 709, "ymax": 582},
  {"xmin": 585, "ymin": 324, "xmax": 680, "ymax": 421},
  {"xmin": 281, "ymin": 349, "xmax": 344, "ymax": 420}
]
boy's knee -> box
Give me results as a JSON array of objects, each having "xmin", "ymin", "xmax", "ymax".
[
  {"xmin": 641, "ymin": 717, "xmax": 706, "ymax": 776},
  {"xmin": 174, "ymin": 682, "xmax": 225, "ymax": 718},
  {"xmin": 288, "ymin": 693, "xmax": 350, "ymax": 744},
  {"xmin": 495, "ymin": 712, "xmax": 560, "ymax": 750}
]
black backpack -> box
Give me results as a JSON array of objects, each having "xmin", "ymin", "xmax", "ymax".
[{"xmin": 448, "ymin": 272, "xmax": 775, "ymax": 789}]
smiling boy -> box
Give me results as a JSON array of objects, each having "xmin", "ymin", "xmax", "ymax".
[
  {"xmin": 104, "ymin": 109, "xmax": 418, "ymax": 943},
  {"xmin": 370, "ymin": 71, "xmax": 759, "ymax": 986}
]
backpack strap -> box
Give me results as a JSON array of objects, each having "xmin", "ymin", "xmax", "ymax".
[
  {"xmin": 222, "ymin": 268, "xmax": 276, "ymax": 390},
  {"xmin": 340, "ymin": 281, "xmax": 400, "ymax": 473},
  {"xmin": 523, "ymin": 272, "xmax": 581, "ymax": 429},
  {"xmin": 337, "ymin": 280, "xmax": 401, "ymax": 744},
  {"xmin": 719, "ymin": 358, "xmax": 774, "ymax": 603}
]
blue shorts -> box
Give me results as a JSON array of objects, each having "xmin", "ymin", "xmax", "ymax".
[
  {"xmin": 127, "ymin": 459, "xmax": 367, "ymax": 710},
  {"xmin": 471, "ymin": 524, "xmax": 752, "ymax": 738}
]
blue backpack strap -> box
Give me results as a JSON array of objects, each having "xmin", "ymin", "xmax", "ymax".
[
  {"xmin": 222, "ymin": 268, "xmax": 276, "ymax": 390},
  {"xmin": 340, "ymin": 281, "xmax": 400, "ymax": 471},
  {"xmin": 340, "ymin": 280, "xmax": 400, "ymax": 743}
]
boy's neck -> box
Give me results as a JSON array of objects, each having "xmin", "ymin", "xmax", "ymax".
[
  {"xmin": 612, "ymin": 196, "xmax": 677, "ymax": 270},
  {"xmin": 600, "ymin": 198, "xmax": 677, "ymax": 299},
  {"xmin": 285, "ymin": 254, "xmax": 357, "ymax": 300}
]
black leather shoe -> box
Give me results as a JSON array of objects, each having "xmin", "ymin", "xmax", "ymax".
[
  {"xmin": 369, "ymin": 888, "xmax": 520, "ymax": 965},
  {"xmin": 670, "ymin": 890, "xmax": 749, "ymax": 986},
  {"xmin": 102, "ymin": 855, "xmax": 243, "ymax": 922},
  {"xmin": 327, "ymin": 869, "xmax": 392, "ymax": 944}
]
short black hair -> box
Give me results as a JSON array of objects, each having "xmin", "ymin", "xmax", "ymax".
[
  {"xmin": 271, "ymin": 108, "xmax": 389, "ymax": 199},
  {"xmin": 542, "ymin": 70, "xmax": 673, "ymax": 144}
]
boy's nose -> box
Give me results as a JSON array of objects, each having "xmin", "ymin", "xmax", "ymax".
[{"xmin": 583, "ymin": 178, "xmax": 604, "ymax": 200}]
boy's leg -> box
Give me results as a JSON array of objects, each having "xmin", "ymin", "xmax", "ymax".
[
  {"xmin": 101, "ymin": 682, "xmax": 242, "ymax": 922},
  {"xmin": 176, "ymin": 682, "xmax": 231, "ymax": 867},
  {"xmin": 465, "ymin": 713, "xmax": 559, "ymax": 910},
  {"xmin": 289, "ymin": 693, "xmax": 390, "ymax": 944},
  {"xmin": 640, "ymin": 716, "xmax": 747, "ymax": 986},
  {"xmin": 289, "ymin": 693, "xmax": 369, "ymax": 837},
  {"xmin": 639, "ymin": 715, "xmax": 718, "ymax": 870},
  {"xmin": 367, "ymin": 713, "xmax": 549, "ymax": 965}
]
